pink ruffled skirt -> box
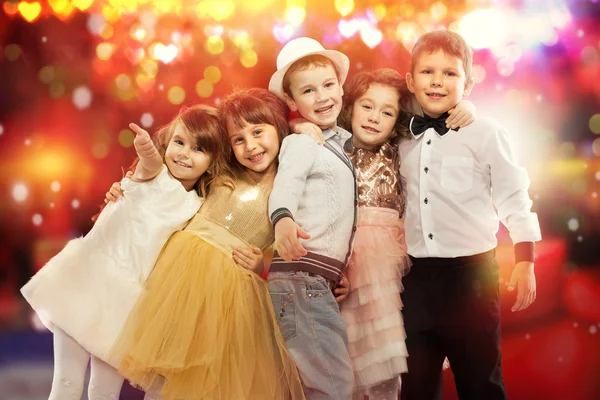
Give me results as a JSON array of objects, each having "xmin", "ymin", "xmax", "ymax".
[{"xmin": 341, "ymin": 207, "xmax": 410, "ymax": 390}]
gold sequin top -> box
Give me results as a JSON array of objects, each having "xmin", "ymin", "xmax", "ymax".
[
  {"xmin": 186, "ymin": 171, "xmax": 274, "ymax": 251},
  {"xmin": 348, "ymin": 141, "xmax": 406, "ymax": 216}
]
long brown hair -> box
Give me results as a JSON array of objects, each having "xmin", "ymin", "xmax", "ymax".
[
  {"xmin": 338, "ymin": 68, "xmax": 420, "ymax": 143},
  {"xmin": 147, "ymin": 104, "xmax": 228, "ymax": 197},
  {"xmin": 93, "ymin": 105, "xmax": 227, "ymax": 221},
  {"xmin": 217, "ymin": 88, "xmax": 290, "ymax": 174}
]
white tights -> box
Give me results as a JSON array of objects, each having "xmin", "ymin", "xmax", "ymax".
[{"xmin": 49, "ymin": 327, "xmax": 161, "ymax": 400}]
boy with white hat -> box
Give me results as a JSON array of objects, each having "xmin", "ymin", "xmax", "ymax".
[{"xmin": 267, "ymin": 37, "xmax": 357, "ymax": 399}]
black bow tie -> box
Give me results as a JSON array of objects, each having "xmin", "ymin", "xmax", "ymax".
[{"xmin": 409, "ymin": 113, "xmax": 458, "ymax": 136}]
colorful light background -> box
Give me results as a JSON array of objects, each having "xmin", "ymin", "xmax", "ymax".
[{"xmin": 1, "ymin": 0, "xmax": 599, "ymax": 399}]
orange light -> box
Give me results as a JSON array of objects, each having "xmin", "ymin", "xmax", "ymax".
[{"xmin": 3, "ymin": 1, "xmax": 19, "ymax": 16}]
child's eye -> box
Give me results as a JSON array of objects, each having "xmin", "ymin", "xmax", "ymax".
[
  {"xmin": 174, "ymin": 139, "xmax": 184, "ymax": 145},
  {"xmin": 253, "ymin": 129, "xmax": 262, "ymax": 136},
  {"xmin": 384, "ymin": 111, "xmax": 394, "ymax": 117},
  {"xmin": 362, "ymin": 105, "xmax": 372, "ymax": 110},
  {"xmin": 233, "ymin": 137, "xmax": 243, "ymax": 144},
  {"xmin": 422, "ymin": 70, "xmax": 432, "ymax": 74},
  {"xmin": 446, "ymin": 71, "xmax": 457, "ymax": 77},
  {"xmin": 325, "ymin": 82, "xmax": 335, "ymax": 88},
  {"xmin": 302, "ymin": 88, "xmax": 313, "ymax": 94},
  {"xmin": 193, "ymin": 146, "xmax": 204, "ymax": 152}
]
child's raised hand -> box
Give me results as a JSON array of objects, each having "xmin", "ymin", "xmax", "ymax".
[
  {"xmin": 290, "ymin": 117, "xmax": 324, "ymax": 145},
  {"xmin": 334, "ymin": 273, "xmax": 350, "ymax": 303},
  {"xmin": 104, "ymin": 181, "xmax": 124, "ymax": 203},
  {"xmin": 274, "ymin": 217, "xmax": 310, "ymax": 262},
  {"xmin": 446, "ymin": 100, "xmax": 476, "ymax": 130},
  {"xmin": 130, "ymin": 123, "xmax": 158, "ymax": 159},
  {"xmin": 233, "ymin": 246, "xmax": 264, "ymax": 275},
  {"xmin": 507, "ymin": 261, "xmax": 536, "ymax": 312}
]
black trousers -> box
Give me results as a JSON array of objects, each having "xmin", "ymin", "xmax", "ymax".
[{"xmin": 400, "ymin": 251, "xmax": 507, "ymax": 400}]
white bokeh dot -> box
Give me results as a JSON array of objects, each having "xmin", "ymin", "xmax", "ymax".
[
  {"xmin": 590, "ymin": 325, "xmax": 598, "ymax": 335},
  {"xmin": 50, "ymin": 181, "xmax": 61, "ymax": 192},
  {"xmin": 577, "ymin": 235, "xmax": 583, "ymax": 242},
  {"xmin": 87, "ymin": 14, "xmax": 107, "ymax": 36},
  {"xmin": 567, "ymin": 218, "xmax": 579, "ymax": 231},
  {"xmin": 574, "ymin": 322, "xmax": 579, "ymax": 328},
  {"xmin": 25, "ymin": 138, "xmax": 31, "ymax": 146},
  {"xmin": 72, "ymin": 86, "xmax": 93, "ymax": 110},
  {"xmin": 158, "ymin": 84, "xmax": 164, "ymax": 91},
  {"xmin": 32, "ymin": 213, "xmax": 43, "ymax": 226},
  {"xmin": 0, "ymin": 124, "xmax": 4, "ymax": 135},
  {"xmin": 593, "ymin": 192, "xmax": 598, "ymax": 199},
  {"xmin": 49, "ymin": 202, "xmax": 55, "ymax": 208},
  {"xmin": 71, "ymin": 199, "xmax": 81, "ymax": 209},
  {"xmin": 524, "ymin": 333, "xmax": 531, "ymax": 340},
  {"xmin": 12, "ymin": 183, "xmax": 28, "ymax": 203},
  {"xmin": 41, "ymin": 36, "xmax": 47, "ymax": 43},
  {"xmin": 140, "ymin": 113, "xmax": 154, "ymax": 128},
  {"xmin": 595, "ymin": 171, "xmax": 600, "ymax": 181}
]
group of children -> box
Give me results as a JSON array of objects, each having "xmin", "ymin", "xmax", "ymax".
[{"xmin": 21, "ymin": 29, "xmax": 541, "ymax": 400}]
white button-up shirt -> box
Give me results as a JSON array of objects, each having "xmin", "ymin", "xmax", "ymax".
[{"xmin": 398, "ymin": 117, "xmax": 541, "ymax": 258}]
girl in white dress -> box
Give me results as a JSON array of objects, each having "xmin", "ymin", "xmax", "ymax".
[{"xmin": 20, "ymin": 104, "xmax": 230, "ymax": 400}]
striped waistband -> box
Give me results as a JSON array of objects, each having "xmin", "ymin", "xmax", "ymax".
[{"xmin": 270, "ymin": 251, "xmax": 346, "ymax": 282}]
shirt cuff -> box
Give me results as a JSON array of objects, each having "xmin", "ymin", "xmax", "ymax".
[
  {"xmin": 514, "ymin": 241, "xmax": 535, "ymax": 263},
  {"xmin": 270, "ymin": 208, "xmax": 294, "ymax": 227}
]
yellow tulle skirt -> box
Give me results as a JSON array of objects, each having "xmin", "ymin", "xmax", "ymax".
[{"xmin": 109, "ymin": 229, "xmax": 305, "ymax": 400}]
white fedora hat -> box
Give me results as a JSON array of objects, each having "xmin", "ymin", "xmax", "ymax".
[{"xmin": 268, "ymin": 37, "xmax": 350, "ymax": 100}]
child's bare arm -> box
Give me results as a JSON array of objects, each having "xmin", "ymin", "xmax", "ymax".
[{"xmin": 130, "ymin": 123, "xmax": 163, "ymax": 181}]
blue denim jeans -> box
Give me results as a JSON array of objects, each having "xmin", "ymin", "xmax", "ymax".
[{"xmin": 268, "ymin": 271, "xmax": 354, "ymax": 400}]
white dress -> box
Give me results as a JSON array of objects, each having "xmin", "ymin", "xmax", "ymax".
[{"xmin": 21, "ymin": 166, "xmax": 202, "ymax": 365}]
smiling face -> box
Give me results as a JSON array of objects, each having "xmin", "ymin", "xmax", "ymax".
[
  {"xmin": 164, "ymin": 122, "xmax": 212, "ymax": 191},
  {"xmin": 226, "ymin": 118, "xmax": 280, "ymax": 180},
  {"xmin": 351, "ymin": 83, "xmax": 400, "ymax": 150},
  {"xmin": 284, "ymin": 63, "xmax": 344, "ymax": 130},
  {"xmin": 406, "ymin": 49, "xmax": 474, "ymax": 118}
]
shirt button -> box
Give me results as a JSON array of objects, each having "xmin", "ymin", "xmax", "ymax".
[
  {"xmin": 424, "ymin": 198, "xmax": 428, "ymax": 204},
  {"xmin": 426, "ymin": 139, "xmax": 432, "ymax": 145},
  {"xmin": 424, "ymin": 167, "xmax": 429, "ymax": 173},
  {"xmin": 428, "ymin": 233, "xmax": 434, "ymax": 239}
]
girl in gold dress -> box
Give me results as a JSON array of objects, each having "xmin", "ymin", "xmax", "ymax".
[{"xmin": 109, "ymin": 89, "xmax": 305, "ymax": 400}]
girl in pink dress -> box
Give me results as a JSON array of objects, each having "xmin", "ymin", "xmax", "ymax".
[{"xmin": 337, "ymin": 68, "xmax": 474, "ymax": 400}]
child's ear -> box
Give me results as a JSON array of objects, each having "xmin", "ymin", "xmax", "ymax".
[
  {"xmin": 406, "ymin": 72, "xmax": 416, "ymax": 94},
  {"xmin": 283, "ymin": 93, "xmax": 298, "ymax": 112},
  {"xmin": 463, "ymin": 77, "xmax": 475, "ymax": 96}
]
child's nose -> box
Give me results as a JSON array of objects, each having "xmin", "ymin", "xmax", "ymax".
[{"xmin": 368, "ymin": 112, "xmax": 380, "ymax": 123}]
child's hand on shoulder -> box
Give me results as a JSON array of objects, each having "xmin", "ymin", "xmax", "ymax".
[
  {"xmin": 233, "ymin": 247, "xmax": 264, "ymax": 275},
  {"xmin": 290, "ymin": 117, "xmax": 324, "ymax": 146},
  {"xmin": 274, "ymin": 217, "xmax": 310, "ymax": 261},
  {"xmin": 507, "ymin": 261, "xmax": 536, "ymax": 312},
  {"xmin": 446, "ymin": 100, "xmax": 476, "ymax": 130}
]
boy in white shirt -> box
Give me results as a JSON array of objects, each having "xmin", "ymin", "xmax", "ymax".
[{"xmin": 398, "ymin": 30, "xmax": 542, "ymax": 400}]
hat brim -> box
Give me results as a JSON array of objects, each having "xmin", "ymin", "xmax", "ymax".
[{"xmin": 268, "ymin": 49, "xmax": 350, "ymax": 100}]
